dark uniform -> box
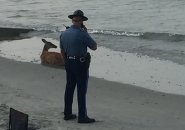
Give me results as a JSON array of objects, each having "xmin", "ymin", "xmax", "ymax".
[{"xmin": 60, "ymin": 24, "xmax": 97, "ymax": 121}]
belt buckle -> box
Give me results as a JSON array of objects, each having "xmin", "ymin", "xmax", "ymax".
[
  {"xmin": 80, "ymin": 57, "xmax": 85, "ymax": 62},
  {"xmin": 68, "ymin": 56, "xmax": 75, "ymax": 59}
]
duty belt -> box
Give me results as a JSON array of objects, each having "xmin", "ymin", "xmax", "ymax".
[{"xmin": 67, "ymin": 56, "xmax": 86, "ymax": 62}]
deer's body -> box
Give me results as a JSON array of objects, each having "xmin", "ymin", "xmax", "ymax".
[{"xmin": 40, "ymin": 39, "xmax": 65, "ymax": 66}]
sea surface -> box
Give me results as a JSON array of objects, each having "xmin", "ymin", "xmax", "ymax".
[{"xmin": 0, "ymin": 0, "xmax": 185, "ymax": 65}]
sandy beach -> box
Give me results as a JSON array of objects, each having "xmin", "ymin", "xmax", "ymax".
[{"xmin": 0, "ymin": 56, "xmax": 185, "ymax": 130}]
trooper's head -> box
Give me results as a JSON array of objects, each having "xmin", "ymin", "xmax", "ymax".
[
  {"xmin": 68, "ymin": 10, "xmax": 88, "ymax": 26},
  {"xmin": 68, "ymin": 10, "xmax": 88, "ymax": 21}
]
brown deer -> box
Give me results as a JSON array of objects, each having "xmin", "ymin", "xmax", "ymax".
[{"xmin": 40, "ymin": 39, "xmax": 65, "ymax": 66}]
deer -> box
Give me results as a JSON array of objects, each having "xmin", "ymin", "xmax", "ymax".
[{"xmin": 40, "ymin": 38, "xmax": 65, "ymax": 67}]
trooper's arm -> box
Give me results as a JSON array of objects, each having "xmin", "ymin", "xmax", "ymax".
[{"xmin": 82, "ymin": 24, "xmax": 97, "ymax": 51}]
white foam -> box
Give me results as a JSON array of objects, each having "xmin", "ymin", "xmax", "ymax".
[
  {"xmin": 89, "ymin": 47, "xmax": 185, "ymax": 95},
  {"xmin": 0, "ymin": 37, "xmax": 185, "ymax": 95}
]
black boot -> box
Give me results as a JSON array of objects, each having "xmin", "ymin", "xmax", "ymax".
[
  {"xmin": 78, "ymin": 117, "xmax": 95, "ymax": 123},
  {"xmin": 64, "ymin": 114, "xmax": 77, "ymax": 120}
]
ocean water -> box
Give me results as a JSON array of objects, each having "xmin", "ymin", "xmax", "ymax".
[
  {"xmin": 1, "ymin": 0, "xmax": 185, "ymax": 33},
  {"xmin": 0, "ymin": 0, "xmax": 185, "ymax": 65}
]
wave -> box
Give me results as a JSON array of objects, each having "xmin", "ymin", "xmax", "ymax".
[
  {"xmin": 1, "ymin": 26, "xmax": 185, "ymax": 42},
  {"xmin": 88, "ymin": 29, "xmax": 185, "ymax": 42},
  {"xmin": 23, "ymin": 27, "xmax": 185, "ymax": 42},
  {"xmin": 89, "ymin": 29, "xmax": 141, "ymax": 37}
]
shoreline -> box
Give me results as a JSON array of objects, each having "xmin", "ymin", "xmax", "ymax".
[
  {"xmin": 0, "ymin": 37, "xmax": 185, "ymax": 96},
  {"xmin": 1, "ymin": 56, "xmax": 185, "ymax": 130}
]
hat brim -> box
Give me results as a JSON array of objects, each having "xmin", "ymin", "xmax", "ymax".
[{"xmin": 68, "ymin": 15, "xmax": 88, "ymax": 21}]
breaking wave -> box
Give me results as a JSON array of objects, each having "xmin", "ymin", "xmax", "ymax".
[{"xmin": 89, "ymin": 29, "xmax": 185, "ymax": 42}]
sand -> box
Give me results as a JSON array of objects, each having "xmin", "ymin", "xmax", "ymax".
[{"xmin": 0, "ymin": 56, "xmax": 185, "ymax": 130}]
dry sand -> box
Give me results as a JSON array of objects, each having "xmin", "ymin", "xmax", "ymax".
[{"xmin": 0, "ymin": 56, "xmax": 185, "ymax": 130}]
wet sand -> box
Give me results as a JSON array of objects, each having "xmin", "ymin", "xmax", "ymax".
[{"xmin": 0, "ymin": 56, "xmax": 185, "ymax": 130}]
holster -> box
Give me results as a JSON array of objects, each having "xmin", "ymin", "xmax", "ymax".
[{"xmin": 85, "ymin": 52, "xmax": 91, "ymax": 69}]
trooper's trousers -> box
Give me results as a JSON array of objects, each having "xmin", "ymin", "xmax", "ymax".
[{"xmin": 64, "ymin": 59, "xmax": 89, "ymax": 119}]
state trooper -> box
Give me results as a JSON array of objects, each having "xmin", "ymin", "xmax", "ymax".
[{"xmin": 60, "ymin": 10, "xmax": 97, "ymax": 123}]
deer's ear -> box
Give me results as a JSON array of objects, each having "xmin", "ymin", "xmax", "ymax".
[{"xmin": 42, "ymin": 39, "xmax": 47, "ymax": 43}]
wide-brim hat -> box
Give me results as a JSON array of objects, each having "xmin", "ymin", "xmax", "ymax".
[{"xmin": 68, "ymin": 10, "xmax": 88, "ymax": 21}]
